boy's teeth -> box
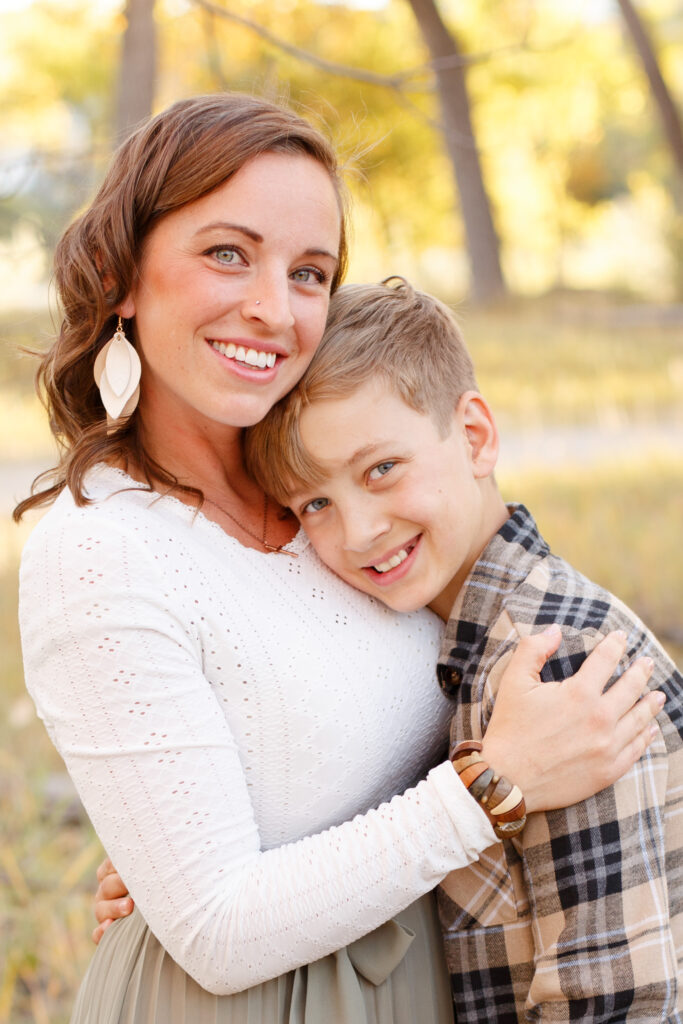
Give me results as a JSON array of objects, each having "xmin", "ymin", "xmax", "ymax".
[
  {"xmin": 373, "ymin": 548, "xmax": 408, "ymax": 573},
  {"xmin": 211, "ymin": 340, "xmax": 277, "ymax": 369}
]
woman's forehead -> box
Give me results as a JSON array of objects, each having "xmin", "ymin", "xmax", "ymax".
[{"xmin": 146, "ymin": 152, "xmax": 341, "ymax": 254}]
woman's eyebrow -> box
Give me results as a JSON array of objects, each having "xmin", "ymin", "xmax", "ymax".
[
  {"xmin": 194, "ymin": 221, "xmax": 263, "ymax": 242},
  {"xmin": 305, "ymin": 248, "xmax": 339, "ymax": 265},
  {"xmin": 193, "ymin": 222, "xmax": 338, "ymax": 264}
]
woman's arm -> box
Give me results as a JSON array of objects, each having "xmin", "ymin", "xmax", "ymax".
[
  {"xmin": 22, "ymin": 515, "xmax": 659, "ymax": 993},
  {"xmin": 20, "ymin": 513, "xmax": 496, "ymax": 994},
  {"xmin": 92, "ymin": 627, "xmax": 659, "ymax": 944}
]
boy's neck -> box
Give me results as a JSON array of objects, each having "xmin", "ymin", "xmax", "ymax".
[{"xmin": 428, "ymin": 493, "xmax": 510, "ymax": 622}]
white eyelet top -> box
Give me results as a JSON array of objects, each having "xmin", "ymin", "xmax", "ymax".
[{"xmin": 19, "ymin": 464, "xmax": 496, "ymax": 995}]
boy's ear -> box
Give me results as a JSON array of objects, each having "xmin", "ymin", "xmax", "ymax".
[{"xmin": 456, "ymin": 391, "xmax": 499, "ymax": 479}]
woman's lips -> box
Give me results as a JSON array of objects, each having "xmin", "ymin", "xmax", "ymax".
[
  {"xmin": 208, "ymin": 338, "xmax": 279, "ymax": 369},
  {"xmin": 206, "ymin": 338, "xmax": 284, "ymax": 381}
]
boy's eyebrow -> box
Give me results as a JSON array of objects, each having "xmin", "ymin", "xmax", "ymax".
[
  {"xmin": 288, "ymin": 442, "xmax": 389, "ymax": 500},
  {"xmin": 345, "ymin": 442, "xmax": 389, "ymax": 467}
]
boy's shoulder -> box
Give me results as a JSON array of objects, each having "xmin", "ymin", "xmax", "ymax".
[
  {"xmin": 439, "ymin": 503, "xmax": 681, "ymax": 705},
  {"xmin": 504, "ymin": 520, "xmax": 639, "ymax": 650},
  {"xmin": 498, "ymin": 506, "xmax": 675, "ymax": 677}
]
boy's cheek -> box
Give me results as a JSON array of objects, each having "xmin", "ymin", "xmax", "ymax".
[
  {"xmin": 298, "ymin": 522, "xmax": 334, "ymax": 567},
  {"xmin": 305, "ymin": 530, "xmax": 372, "ymax": 595}
]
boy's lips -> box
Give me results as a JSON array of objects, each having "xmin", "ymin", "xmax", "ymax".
[{"xmin": 361, "ymin": 535, "xmax": 421, "ymax": 586}]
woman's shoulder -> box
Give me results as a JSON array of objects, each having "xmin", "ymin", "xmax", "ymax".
[{"xmin": 20, "ymin": 464, "xmax": 175, "ymax": 567}]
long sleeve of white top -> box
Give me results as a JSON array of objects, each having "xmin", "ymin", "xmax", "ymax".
[{"xmin": 19, "ymin": 501, "xmax": 497, "ymax": 996}]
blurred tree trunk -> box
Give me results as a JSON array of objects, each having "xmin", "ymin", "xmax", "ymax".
[
  {"xmin": 116, "ymin": 0, "xmax": 158, "ymax": 143},
  {"xmin": 405, "ymin": 0, "xmax": 506, "ymax": 303},
  {"xmin": 616, "ymin": 0, "xmax": 683, "ymax": 179}
]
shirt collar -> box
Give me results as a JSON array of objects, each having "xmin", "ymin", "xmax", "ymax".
[{"xmin": 436, "ymin": 504, "xmax": 549, "ymax": 696}]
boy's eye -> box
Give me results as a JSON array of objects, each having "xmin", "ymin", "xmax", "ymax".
[
  {"xmin": 368, "ymin": 461, "xmax": 396, "ymax": 481},
  {"xmin": 302, "ymin": 496, "xmax": 330, "ymax": 515}
]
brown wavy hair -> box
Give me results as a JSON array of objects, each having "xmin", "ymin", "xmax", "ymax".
[{"xmin": 14, "ymin": 93, "xmax": 348, "ymax": 521}]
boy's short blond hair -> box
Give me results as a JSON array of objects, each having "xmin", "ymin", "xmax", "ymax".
[{"xmin": 245, "ymin": 276, "xmax": 477, "ymax": 505}]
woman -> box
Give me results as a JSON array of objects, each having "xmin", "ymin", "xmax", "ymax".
[{"xmin": 16, "ymin": 94, "xmax": 659, "ymax": 1024}]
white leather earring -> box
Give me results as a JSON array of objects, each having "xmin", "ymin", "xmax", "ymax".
[{"xmin": 94, "ymin": 316, "xmax": 141, "ymax": 430}]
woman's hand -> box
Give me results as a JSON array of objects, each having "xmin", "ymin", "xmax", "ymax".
[
  {"xmin": 481, "ymin": 627, "xmax": 663, "ymax": 815},
  {"xmin": 92, "ymin": 856, "xmax": 134, "ymax": 945}
]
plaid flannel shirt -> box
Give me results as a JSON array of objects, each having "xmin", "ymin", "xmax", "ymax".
[{"xmin": 436, "ymin": 505, "xmax": 683, "ymax": 1023}]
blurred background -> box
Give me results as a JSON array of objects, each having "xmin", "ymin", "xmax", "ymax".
[{"xmin": 1, "ymin": 0, "xmax": 682, "ymax": 1019}]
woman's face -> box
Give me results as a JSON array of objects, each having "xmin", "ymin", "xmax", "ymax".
[{"xmin": 119, "ymin": 152, "xmax": 341, "ymax": 433}]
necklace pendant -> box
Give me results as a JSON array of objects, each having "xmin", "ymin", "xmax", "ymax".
[
  {"xmin": 264, "ymin": 542, "xmax": 298, "ymax": 558},
  {"xmin": 201, "ymin": 492, "xmax": 298, "ymax": 556}
]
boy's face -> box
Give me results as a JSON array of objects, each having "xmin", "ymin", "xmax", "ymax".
[{"xmin": 288, "ymin": 379, "xmax": 503, "ymax": 620}]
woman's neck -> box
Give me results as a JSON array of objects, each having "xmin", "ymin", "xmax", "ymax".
[
  {"xmin": 128, "ymin": 400, "xmax": 299, "ymax": 551},
  {"xmin": 134, "ymin": 392, "xmax": 254, "ymax": 500}
]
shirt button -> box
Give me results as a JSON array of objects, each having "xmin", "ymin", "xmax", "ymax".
[{"xmin": 437, "ymin": 664, "xmax": 462, "ymax": 696}]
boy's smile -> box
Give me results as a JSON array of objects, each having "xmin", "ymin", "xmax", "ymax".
[{"xmin": 290, "ymin": 379, "xmax": 508, "ymax": 620}]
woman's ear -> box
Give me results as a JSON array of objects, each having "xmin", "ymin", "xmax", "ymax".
[
  {"xmin": 116, "ymin": 294, "xmax": 136, "ymax": 319},
  {"xmin": 457, "ymin": 391, "xmax": 499, "ymax": 479},
  {"xmin": 95, "ymin": 249, "xmax": 136, "ymax": 319}
]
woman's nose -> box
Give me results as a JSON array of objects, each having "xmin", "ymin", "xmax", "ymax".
[{"xmin": 241, "ymin": 269, "xmax": 295, "ymax": 332}]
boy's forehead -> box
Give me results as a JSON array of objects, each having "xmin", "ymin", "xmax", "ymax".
[
  {"xmin": 300, "ymin": 383, "xmax": 390, "ymax": 451},
  {"xmin": 297, "ymin": 379, "xmax": 436, "ymax": 470}
]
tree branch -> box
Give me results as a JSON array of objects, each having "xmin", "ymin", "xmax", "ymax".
[
  {"xmin": 192, "ymin": 0, "xmax": 422, "ymax": 90},
  {"xmin": 191, "ymin": 0, "xmax": 537, "ymax": 92}
]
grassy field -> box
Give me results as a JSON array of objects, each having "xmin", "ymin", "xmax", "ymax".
[
  {"xmin": 1, "ymin": 300, "xmax": 682, "ymax": 1022},
  {"xmin": 466, "ymin": 303, "xmax": 683, "ymax": 428}
]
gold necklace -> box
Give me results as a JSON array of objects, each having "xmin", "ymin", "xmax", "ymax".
[{"xmin": 202, "ymin": 492, "xmax": 297, "ymax": 557}]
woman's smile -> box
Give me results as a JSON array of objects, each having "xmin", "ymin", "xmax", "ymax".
[{"xmin": 208, "ymin": 339, "xmax": 279, "ymax": 371}]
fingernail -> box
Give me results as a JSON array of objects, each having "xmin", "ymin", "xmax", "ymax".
[
  {"xmin": 612, "ymin": 630, "xmax": 627, "ymax": 642},
  {"xmin": 650, "ymin": 722, "xmax": 660, "ymax": 737},
  {"xmin": 642, "ymin": 657, "xmax": 654, "ymax": 674},
  {"xmin": 120, "ymin": 898, "xmax": 131, "ymax": 911},
  {"xmin": 542, "ymin": 624, "xmax": 560, "ymax": 637},
  {"xmin": 654, "ymin": 691, "xmax": 666, "ymax": 707}
]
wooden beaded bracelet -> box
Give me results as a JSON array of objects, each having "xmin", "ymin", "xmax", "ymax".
[{"xmin": 450, "ymin": 740, "xmax": 527, "ymax": 839}]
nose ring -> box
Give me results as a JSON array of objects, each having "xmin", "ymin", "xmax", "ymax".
[{"xmin": 255, "ymin": 300, "xmax": 261, "ymax": 306}]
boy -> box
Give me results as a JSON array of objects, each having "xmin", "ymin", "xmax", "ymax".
[{"xmin": 246, "ymin": 278, "xmax": 683, "ymax": 1023}]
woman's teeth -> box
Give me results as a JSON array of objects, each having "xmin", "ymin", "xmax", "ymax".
[
  {"xmin": 373, "ymin": 548, "xmax": 409, "ymax": 573},
  {"xmin": 210, "ymin": 340, "xmax": 277, "ymax": 369}
]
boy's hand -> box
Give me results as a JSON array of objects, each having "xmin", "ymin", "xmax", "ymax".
[
  {"xmin": 481, "ymin": 627, "xmax": 663, "ymax": 815},
  {"xmin": 92, "ymin": 856, "xmax": 134, "ymax": 945}
]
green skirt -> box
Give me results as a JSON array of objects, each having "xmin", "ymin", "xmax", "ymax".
[{"xmin": 71, "ymin": 893, "xmax": 453, "ymax": 1024}]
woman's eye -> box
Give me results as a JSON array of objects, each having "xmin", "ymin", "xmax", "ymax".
[
  {"xmin": 291, "ymin": 267, "xmax": 326, "ymax": 285},
  {"xmin": 368, "ymin": 461, "xmax": 395, "ymax": 481},
  {"xmin": 302, "ymin": 496, "xmax": 329, "ymax": 514},
  {"xmin": 207, "ymin": 246, "xmax": 244, "ymax": 266}
]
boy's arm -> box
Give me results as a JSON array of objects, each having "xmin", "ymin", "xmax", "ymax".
[{"xmin": 512, "ymin": 626, "xmax": 683, "ymax": 1022}]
